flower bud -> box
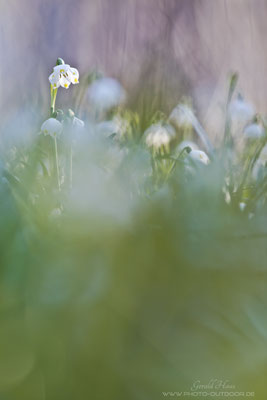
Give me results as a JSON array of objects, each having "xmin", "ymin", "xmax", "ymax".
[
  {"xmin": 56, "ymin": 58, "xmax": 65, "ymax": 65},
  {"xmin": 67, "ymin": 109, "xmax": 75, "ymax": 118}
]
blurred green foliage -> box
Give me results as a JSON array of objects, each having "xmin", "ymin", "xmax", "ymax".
[{"xmin": 0, "ymin": 75, "xmax": 267, "ymax": 400}]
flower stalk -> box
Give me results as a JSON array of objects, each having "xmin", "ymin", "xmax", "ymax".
[{"xmin": 50, "ymin": 85, "xmax": 58, "ymax": 116}]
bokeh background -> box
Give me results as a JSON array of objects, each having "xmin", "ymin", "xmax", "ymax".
[{"xmin": 1, "ymin": 0, "xmax": 267, "ymax": 130}]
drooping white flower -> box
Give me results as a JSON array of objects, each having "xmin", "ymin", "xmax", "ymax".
[
  {"xmin": 72, "ymin": 117, "xmax": 85, "ymax": 129},
  {"xmin": 187, "ymin": 149, "xmax": 210, "ymax": 165},
  {"xmin": 243, "ymin": 123, "xmax": 264, "ymax": 139},
  {"xmin": 49, "ymin": 63, "xmax": 79, "ymax": 89},
  {"xmin": 144, "ymin": 123, "xmax": 176, "ymax": 152},
  {"xmin": 177, "ymin": 140, "xmax": 199, "ymax": 153},
  {"xmin": 112, "ymin": 116, "xmax": 131, "ymax": 141},
  {"xmin": 169, "ymin": 104, "xmax": 194, "ymax": 129},
  {"xmin": 96, "ymin": 116, "xmax": 130, "ymax": 140},
  {"xmin": 229, "ymin": 96, "xmax": 254, "ymax": 123},
  {"xmin": 41, "ymin": 118, "xmax": 63, "ymax": 137},
  {"xmin": 88, "ymin": 77, "xmax": 126, "ymax": 111}
]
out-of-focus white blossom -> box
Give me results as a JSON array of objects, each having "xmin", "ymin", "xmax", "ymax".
[
  {"xmin": 88, "ymin": 78, "xmax": 126, "ymax": 111},
  {"xmin": 112, "ymin": 116, "xmax": 131, "ymax": 141},
  {"xmin": 49, "ymin": 63, "xmax": 79, "ymax": 89},
  {"xmin": 41, "ymin": 118, "xmax": 63, "ymax": 138},
  {"xmin": 239, "ymin": 202, "xmax": 246, "ymax": 211},
  {"xmin": 229, "ymin": 96, "xmax": 254, "ymax": 123},
  {"xmin": 96, "ymin": 120, "xmax": 117, "ymax": 137},
  {"xmin": 243, "ymin": 123, "xmax": 264, "ymax": 139},
  {"xmin": 187, "ymin": 149, "xmax": 210, "ymax": 165},
  {"xmin": 72, "ymin": 117, "xmax": 85, "ymax": 129},
  {"xmin": 97, "ymin": 116, "xmax": 130, "ymax": 141},
  {"xmin": 169, "ymin": 104, "xmax": 194, "ymax": 129},
  {"xmin": 144, "ymin": 123, "xmax": 176, "ymax": 152}
]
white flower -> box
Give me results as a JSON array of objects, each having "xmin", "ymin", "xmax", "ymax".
[
  {"xmin": 72, "ymin": 117, "xmax": 84, "ymax": 129},
  {"xmin": 187, "ymin": 149, "xmax": 210, "ymax": 165},
  {"xmin": 239, "ymin": 202, "xmax": 246, "ymax": 211},
  {"xmin": 49, "ymin": 63, "xmax": 79, "ymax": 89},
  {"xmin": 145, "ymin": 123, "xmax": 176, "ymax": 151},
  {"xmin": 243, "ymin": 123, "xmax": 264, "ymax": 139},
  {"xmin": 169, "ymin": 104, "xmax": 194, "ymax": 128},
  {"xmin": 112, "ymin": 116, "xmax": 131, "ymax": 141},
  {"xmin": 88, "ymin": 78, "xmax": 126, "ymax": 110},
  {"xmin": 229, "ymin": 97, "xmax": 254, "ymax": 123},
  {"xmin": 177, "ymin": 140, "xmax": 198, "ymax": 153},
  {"xmin": 96, "ymin": 116, "xmax": 130, "ymax": 140},
  {"xmin": 41, "ymin": 118, "xmax": 63, "ymax": 137}
]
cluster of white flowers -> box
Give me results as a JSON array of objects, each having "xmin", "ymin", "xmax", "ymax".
[
  {"xmin": 49, "ymin": 62, "xmax": 79, "ymax": 89},
  {"xmin": 40, "ymin": 60, "xmax": 83, "ymax": 139},
  {"xmin": 41, "ymin": 60, "xmax": 267, "ymax": 186},
  {"xmin": 144, "ymin": 123, "xmax": 176, "ymax": 152}
]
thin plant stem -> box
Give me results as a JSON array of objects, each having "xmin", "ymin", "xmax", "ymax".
[{"xmin": 50, "ymin": 85, "xmax": 58, "ymax": 116}]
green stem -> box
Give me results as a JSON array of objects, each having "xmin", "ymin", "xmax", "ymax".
[
  {"xmin": 54, "ymin": 137, "xmax": 61, "ymax": 190},
  {"xmin": 50, "ymin": 85, "xmax": 58, "ymax": 116}
]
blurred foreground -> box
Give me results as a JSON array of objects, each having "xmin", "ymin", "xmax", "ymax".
[{"xmin": 0, "ymin": 71, "xmax": 267, "ymax": 399}]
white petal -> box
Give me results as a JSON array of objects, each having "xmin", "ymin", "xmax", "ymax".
[
  {"xmin": 73, "ymin": 117, "xmax": 84, "ymax": 128},
  {"xmin": 59, "ymin": 75, "xmax": 71, "ymax": 89},
  {"xmin": 53, "ymin": 64, "xmax": 71, "ymax": 74},
  {"xmin": 69, "ymin": 67, "xmax": 79, "ymax": 84},
  {"xmin": 49, "ymin": 72, "xmax": 60, "ymax": 89}
]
